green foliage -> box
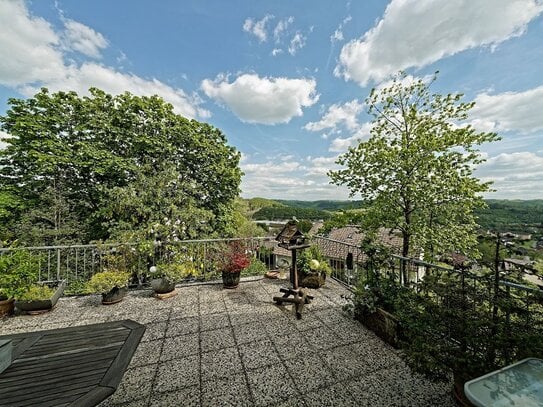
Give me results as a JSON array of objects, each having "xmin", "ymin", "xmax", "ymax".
[
  {"xmin": 86, "ymin": 271, "xmax": 130, "ymax": 294},
  {"xmin": 319, "ymin": 210, "xmax": 366, "ymax": 234},
  {"xmin": 0, "ymin": 88, "xmax": 242, "ymax": 245},
  {"xmin": 17, "ymin": 284, "xmax": 55, "ymax": 301},
  {"xmin": 396, "ymin": 271, "xmax": 543, "ymax": 382},
  {"xmin": 64, "ymin": 279, "xmax": 88, "ymax": 296},
  {"xmin": 296, "ymin": 245, "xmax": 332, "ymax": 276},
  {"xmin": 297, "ymin": 219, "xmax": 313, "ymax": 234},
  {"xmin": 151, "ymin": 261, "xmax": 199, "ymax": 281},
  {"xmin": 245, "ymin": 197, "xmax": 285, "ymax": 212},
  {"xmin": 253, "ymin": 206, "xmax": 331, "ymax": 221},
  {"xmin": 241, "ymin": 257, "xmax": 268, "ymax": 277},
  {"xmin": 475, "ymin": 200, "xmax": 543, "ymax": 230},
  {"xmin": 329, "ymin": 72, "xmax": 499, "ymax": 268},
  {"xmin": 0, "ymin": 250, "xmax": 41, "ymax": 299},
  {"xmin": 276, "ymin": 199, "xmax": 367, "ymax": 211},
  {"xmin": 223, "ymin": 198, "xmax": 266, "ymax": 238}
]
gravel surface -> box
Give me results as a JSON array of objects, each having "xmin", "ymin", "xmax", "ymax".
[{"xmin": 1, "ymin": 277, "xmax": 455, "ymax": 406}]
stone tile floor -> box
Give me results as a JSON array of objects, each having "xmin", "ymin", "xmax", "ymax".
[{"xmin": 1, "ymin": 277, "xmax": 455, "ymax": 406}]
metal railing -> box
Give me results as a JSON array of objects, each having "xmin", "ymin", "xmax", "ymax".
[{"xmin": 0, "ymin": 237, "xmax": 276, "ymax": 290}]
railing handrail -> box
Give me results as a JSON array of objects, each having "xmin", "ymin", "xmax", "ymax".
[
  {"xmin": 313, "ymin": 235, "xmax": 541, "ymax": 294},
  {"xmin": 0, "ymin": 236, "xmax": 274, "ymax": 252}
]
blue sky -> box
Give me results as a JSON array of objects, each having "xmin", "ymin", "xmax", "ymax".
[{"xmin": 1, "ymin": 0, "xmax": 543, "ymax": 199}]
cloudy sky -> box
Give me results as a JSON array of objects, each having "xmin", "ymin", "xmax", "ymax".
[{"xmin": 1, "ymin": 0, "xmax": 542, "ymax": 199}]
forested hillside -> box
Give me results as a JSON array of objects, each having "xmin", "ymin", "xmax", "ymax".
[
  {"xmin": 475, "ymin": 200, "xmax": 543, "ymax": 230},
  {"xmin": 247, "ymin": 198, "xmax": 543, "ymax": 231},
  {"xmin": 276, "ymin": 200, "xmax": 367, "ymax": 211}
]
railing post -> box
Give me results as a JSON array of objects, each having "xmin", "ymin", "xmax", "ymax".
[{"xmin": 56, "ymin": 248, "xmax": 61, "ymax": 281}]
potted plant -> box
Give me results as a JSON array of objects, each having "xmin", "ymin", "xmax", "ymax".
[
  {"xmin": 221, "ymin": 242, "xmax": 250, "ymax": 289},
  {"xmin": 0, "ymin": 250, "xmax": 40, "ymax": 317},
  {"xmin": 86, "ymin": 271, "xmax": 131, "ymax": 304},
  {"xmin": 15, "ymin": 280, "xmax": 66, "ymax": 314},
  {"xmin": 148, "ymin": 261, "xmax": 196, "ymax": 298},
  {"xmin": 346, "ymin": 278, "xmax": 405, "ymax": 348},
  {"xmin": 296, "ymin": 246, "xmax": 332, "ymax": 288}
]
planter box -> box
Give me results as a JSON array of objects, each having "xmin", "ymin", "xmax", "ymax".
[
  {"xmin": 358, "ymin": 307, "xmax": 400, "ymax": 348},
  {"xmin": 15, "ymin": 281, "xmax": 66, "ymax": 314},
  {"xmin": 0, "ymin": 339, "xmax": 12, "ymax": 374}
]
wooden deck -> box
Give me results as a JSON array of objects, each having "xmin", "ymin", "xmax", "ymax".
[{"xmin": 0, "ymin": 319, "xmax": 145, "ymax": 407}]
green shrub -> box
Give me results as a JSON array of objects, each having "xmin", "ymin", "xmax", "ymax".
[
  {"xmin": 0, "ymin": 250, "xmax": 41, "ymax": 299},
  {"xmin": 297, "ymin": 245, "xmax": 332, "ymax": 276},
  {"xmin": 241, "ymin": 257, "xmax": 268, "ymax": 277},
  {"xmin": 17, "ymin": 284, "xmax": 55, "ymax": 301},
  {"xmin": 86, "ymin": 271, "xmax": 130, "ymax": 294},
  {"xmin": 150, "ymin": 261, "xmax": 200, "ymax": 281}
]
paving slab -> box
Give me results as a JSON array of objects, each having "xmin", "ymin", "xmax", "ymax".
[{"xmin": 1, "ymin": 277, "xmax": 455, "ymax": 406}]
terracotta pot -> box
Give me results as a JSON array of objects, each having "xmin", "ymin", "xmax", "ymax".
[
  {"xmin": 222, "ymin": 272, "xmax": 240, "ymax": 289},
  {"xmin": 101, "ymin": 286, "xmax": 128, "ymax": 305},
  {"xmin": 0, "ymin": 298, "xmax": 15, "ymax": 317}
]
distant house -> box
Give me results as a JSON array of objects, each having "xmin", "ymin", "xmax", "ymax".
[
  {"xmin": 516, "ymin": 234, "xmax": 532, "ymax": 241},
  {"xmin": 262, "ymin": 225, "xmax": 403, "ymax": 270}
]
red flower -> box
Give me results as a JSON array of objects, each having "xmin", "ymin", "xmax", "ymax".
[{"xmin": 222, "ymin": 243, "xmax": 250, "ymax": 273}]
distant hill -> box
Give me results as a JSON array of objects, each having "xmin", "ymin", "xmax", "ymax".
[
  {"xmin": 275, "ymin": 200, "xmax": 367, "ymax": 211},
  {"xmin": 245, "ymin": 198, "xmax": 543, "ymax": 231},
  {"xmin": 475, "ymin": 200, "xmax": 543, "ymax": 231}
]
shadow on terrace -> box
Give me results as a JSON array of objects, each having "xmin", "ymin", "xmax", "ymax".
[{"xmin": 1, "ymin": 237, "xmax": 492, "ymax": 406}]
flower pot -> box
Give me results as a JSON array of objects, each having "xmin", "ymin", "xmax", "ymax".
[
  {"xmin": 299, "ymin": 270, "xmax": 326, "ymax": 289},
  {"xmin": 222, "ymin": 272, "xmax": 240, "ymax": 289},
  {"xmin": 101, "ymin": 286, "xmax": 128, "ymax": 305},
  {"xmin": 150, "ymin": 277, "xmax": 176, "ymax": 294},
  {"xmin": 358, "ymin": 307, "xmax": 400, "ymax": 348},
  {"xmin": 0, "ymin": 298, "xmax": 15, "ymax": 318},
  {"xmin": 15, "ymin": 281, "xmax": 66, "ymax": 314}
]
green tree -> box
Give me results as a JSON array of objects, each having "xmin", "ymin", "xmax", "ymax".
[
  {"xmin": 329, "ymin": 72, "xmax": 499, "ymax": 282},
  {"xmin": 0, "ymin": 88, "xmax": 242, "ymax": 244}
]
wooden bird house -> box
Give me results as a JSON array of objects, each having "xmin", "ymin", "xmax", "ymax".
[{"xmin": 275, "ymin": 219, "xmax": 310, "ymax": 251}]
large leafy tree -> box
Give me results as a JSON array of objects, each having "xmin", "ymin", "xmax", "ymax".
[
  {"xmin": 0, "ymin": 88, "xmax": 242, "ymax": 245},
  {"xmin": 329, "ymin": 73, "xmax": 499, "ymax": 280}
]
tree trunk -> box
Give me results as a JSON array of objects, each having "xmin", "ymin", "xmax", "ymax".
[{"xmin": 401, "ymin": 231, "xmax": 410, "ymax": 286}]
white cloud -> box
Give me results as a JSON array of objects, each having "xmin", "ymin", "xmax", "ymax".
[
  {"xmin": 476, "ymin": 152, "xmax": 543, "ymax": 198},
  {"xmin": 243, "ymin": 14, "xmax": 274, "ymax": 42},
  {"xmin": 330, "ymin": 15, "xmax": 352, "ymax": 43},
  {"xmin": 201, "ymin": 73, "xmax": 319, "ymax": 124},
  {"xmin": 0, "ymin": 0, "xmax": 65, "ymax": 86},
  {"xmin": 335, "ymin": 0, "xmax": 543, "ymax": 86},
  {"xmin": 62, "ymin": 19, "xmax": 108, "ymax": 58},
  {"xmin": 304, "ymin": 99, "xmax": 364, "ymax": 132},
  {"xmin": 329, "ymin": 122, "xmax": 373, "ymax": 152},
  {"xmin": 288, "ymin": 31, "xmax": 306, "ymax": 55},
  {"xmin": 0, "ymin": 130, "xmax": 12, "ymax": 150},
  {"xmin": 240, "ymin": 156, "xmax": 350, "ymax": 200},
  {"xmin": 471, "ymin": 85, "xmax": 543, "ymax": 134},
  {"xmin": 20, "ymin": 62, "xmax": 208, "ymax": 119},
  {"xmin": 273, "ymin": 16, "xmax": 294, "ymax": 42},
  {"xmin": 0, "ymin": 0, "xmax": 205, "ymax": 119},
  {"xmin": 271, "ymin": 48, "xmax": 283, "ymax": 56}
]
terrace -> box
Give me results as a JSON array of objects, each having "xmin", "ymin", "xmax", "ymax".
[
  {"xmin": 2, "ymin": 236, "xmax": 542, "ymax": 406},
  {"xmin": 1, "ymin": 277, "xmax": 453, "ymax": 407}
]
